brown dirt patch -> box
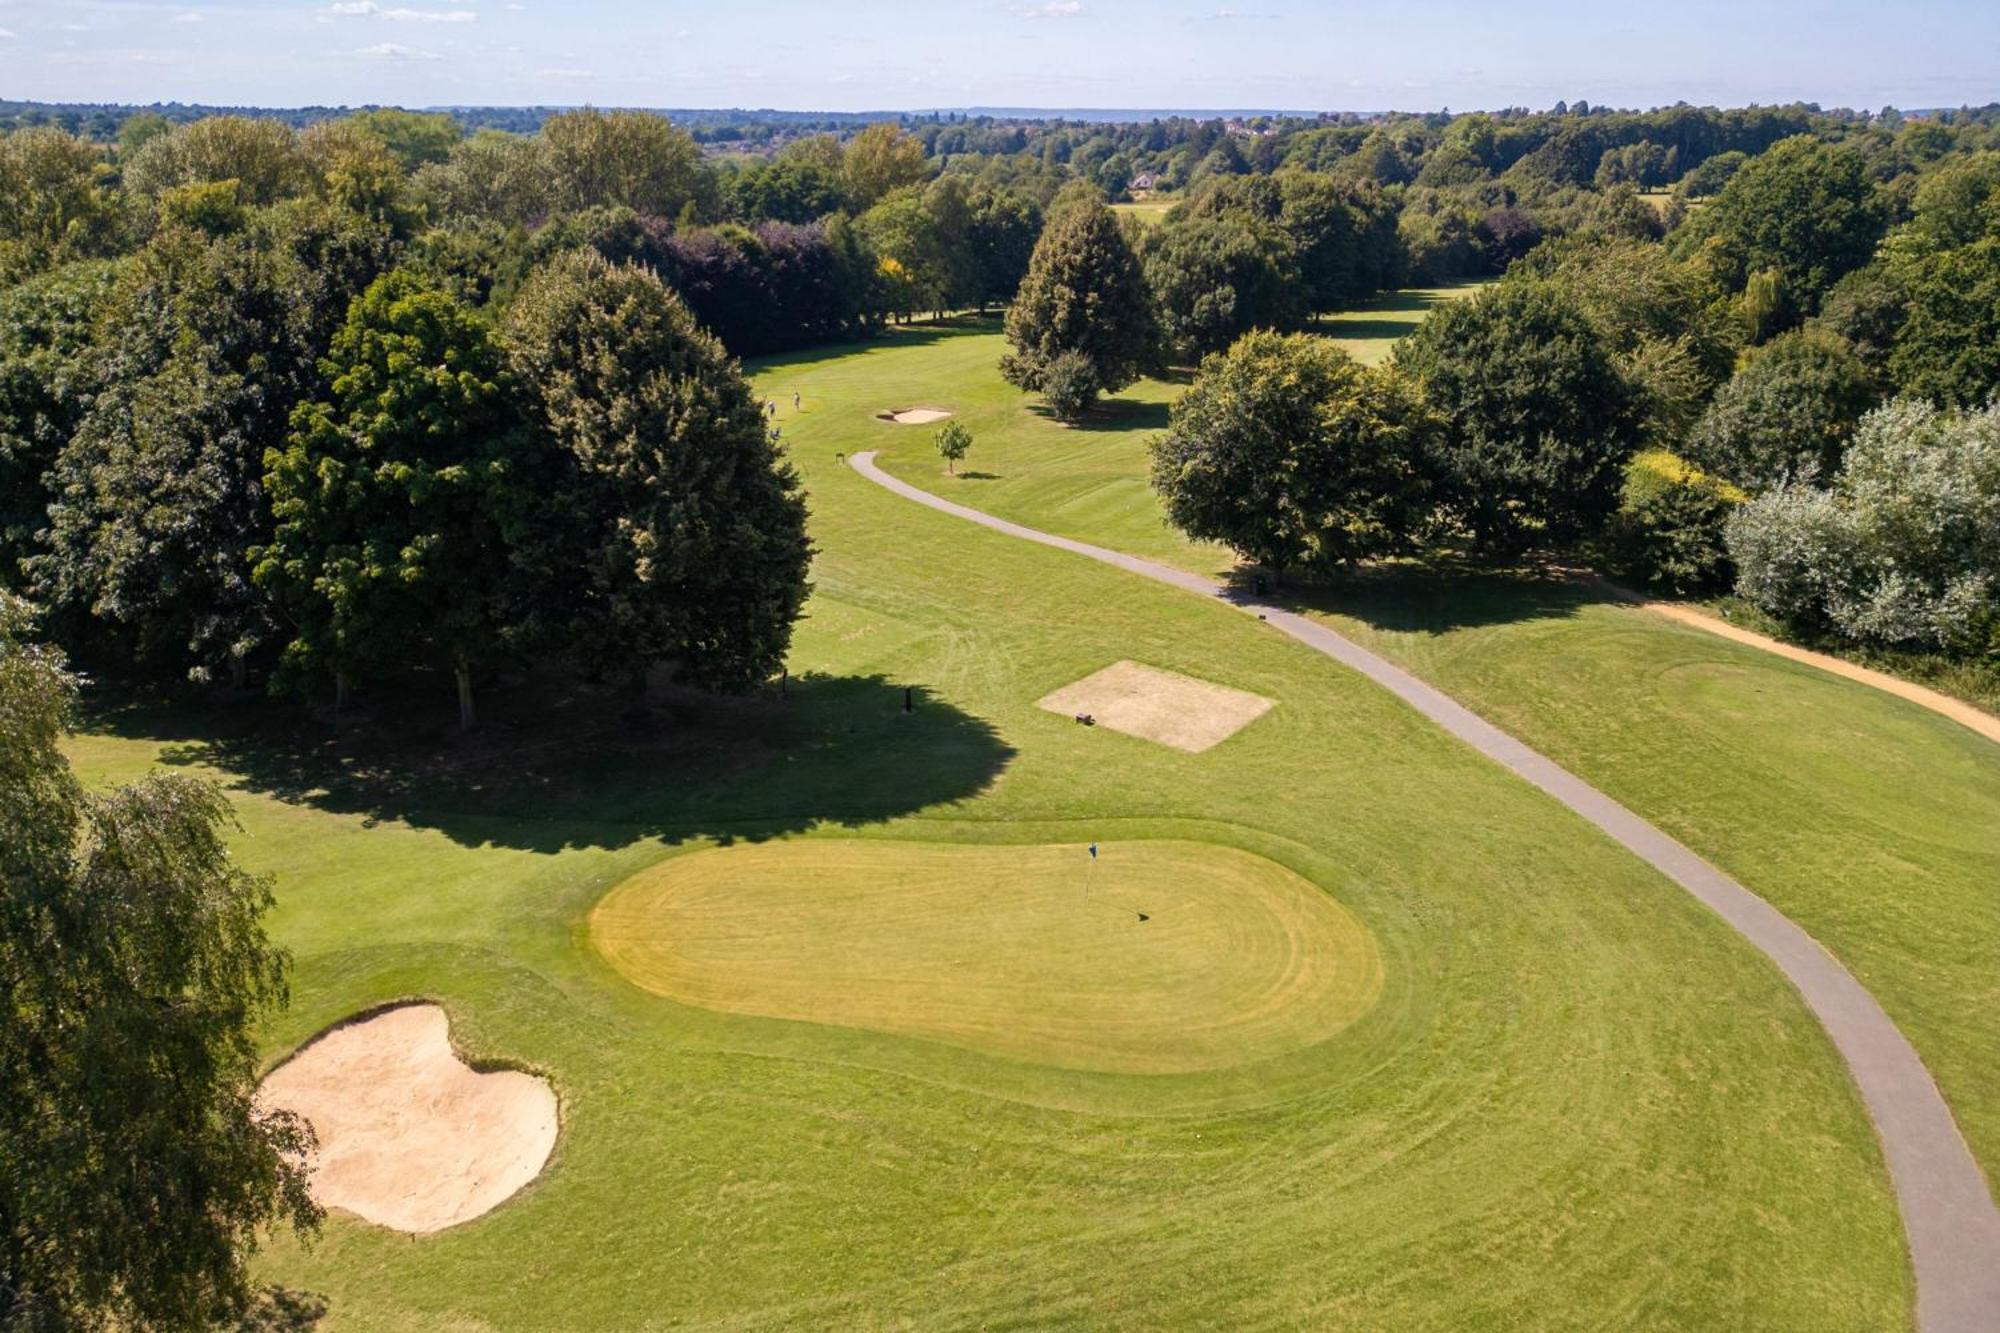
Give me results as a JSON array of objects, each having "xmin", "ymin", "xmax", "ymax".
[
  {"xmin": 1037, "ymin": 660, "xmax": 1275, "ymax": 753},
  {"xmin": 258, "ymin": 1004, "xmax": 557, "ymax": 1233}
]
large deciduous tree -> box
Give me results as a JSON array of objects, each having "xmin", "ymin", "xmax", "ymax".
[
  {"xmin": 1151, "ymin": 330, "xmax": 1435, "ymax": 575},
  {"xmin": 840, "ymin": 123, "xmax": 930, "ymax": 211},
  {"xmin": 1000, "ymin": 196, "xmax": 1156, "ymax": 395},
  {"xmin": 121, "ymin": 116, "xmax": 308, "ymax": 211},
  {"xmin": 1142, "ymin": 211, "xmax": 1307, "ymax": 360},
  {"xmin": 540, "ymin": 109, "xmax": 715, "ymax": 220},
  {"xmin": 0, "ymin": 260, "xmax": 119, "ymax": 588},
  {"xmin": 1684, "ymin": 329, "xmax": 1878, "ymax": 488},
  {"xmin": 1395, "ymin": 281, "xmax": 1641, "ymax": 552},
  {"xmin": 503, "ymin": 251, "xmax": 812, "ymax": 692},
  {"xmin": 0, "ymin": 594, "xmax": 318, "ymax": 1330},
  {"xmin": 1674, "ymin": 135, "xmax": 1886, "ymax": 319},
  {"xmin": 31, "ymin": 205, "xmax": 394, "ymax": 685},
  {"xmin": 0, "ymin": 128, "xmax": 119, "ymax": 282},
  {"xmin": 257, "ymin": 271, "xmax": 531, "ymax": 725}
]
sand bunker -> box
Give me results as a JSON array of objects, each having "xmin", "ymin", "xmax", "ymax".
[
  {"xmin": 877, "ymin": 406, "xmax": 953, "ymax": 424},
  {"xmin": 1038, "ymin": 660, "xmax": 1275, "ymax": 753},
  {"xmin": 257, "ymin": 1004, "xmax": 557, "ymax": 1233}
]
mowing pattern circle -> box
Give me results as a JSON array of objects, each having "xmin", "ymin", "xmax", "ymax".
[{"xmin": 590, "ymin": 838, "xmax": 1381, "ymax": 1074}]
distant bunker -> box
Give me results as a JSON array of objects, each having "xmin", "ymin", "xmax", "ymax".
[{"xmin": 878, "ymin": 407, "xmax": 954, "ymax": 424}]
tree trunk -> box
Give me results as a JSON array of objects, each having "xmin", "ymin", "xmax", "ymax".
[{"xmin": 454, "ymin": 657, "xmax": 476, "ymax": 731}]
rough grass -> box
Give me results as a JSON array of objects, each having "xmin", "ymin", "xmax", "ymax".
[{"xmin": 55, "ymin": 315, "xmax": 1916, "ymax": 1327}]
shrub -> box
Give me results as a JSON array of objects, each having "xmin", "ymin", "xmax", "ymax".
[
  {"xmin": 1726, "ymin": 399, "xmax": 2000, "ymax": 653},
  {"xmin": 1603, "ymin": 450, "xmax": 1746, "ymax": 595},
  {"xmin": 1041, "ymin": 349, "xmax": 1100, "ymax": 423}
]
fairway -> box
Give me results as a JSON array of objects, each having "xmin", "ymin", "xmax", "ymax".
[
  {"xmin": 1318, "ymin": 282, "xmax": 1490, "ymax": 364},
  {"xmin": 591, "ymin": 839, "xmax": 1380, "ymax": 1074},
  {"xmin": 855, "ymin": 321, "xmax": 2000, "ymax": 1196},
  {"xmin": 56, "ymin": 317, "xmax": 1918, "ymax": 1326}
]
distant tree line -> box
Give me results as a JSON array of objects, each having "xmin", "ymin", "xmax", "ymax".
[
  {"xmin": 0, "ymin": 109, "xmax": 830, "ymax": 727},
  {"xmin": 6, "ymin": 96, "xmax": 2000, "ymax": 718},
  {"xmin": 1114, "ymin": 119, "xmax": 2000, "ymax": 674}
]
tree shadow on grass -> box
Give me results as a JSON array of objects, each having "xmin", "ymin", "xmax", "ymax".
[
  {"xmin": 1228, "ymin": 553, "xmax": 1623, "ymax": 636},
  {"xmin": 235, "ymin": 1287, "xmax": 327, "ymax": 1331},
  {"xmin": 1319, "ymin": 315, "xmax": 1422, "ymax": 343},
  {"xmin": 1076, "ymin": 397, "xmax": 1171, "ymax": 433},
  {"xmin": 82, "ymin": 673, "xmax": 1015, "ymax": 856},
  {"xmin": 743, "ymin": 317, "xmax": 1002, "ymax": 377},
  {"xmin": 1021, "ymin": 397, "xmax": 1172, "ymax": 433}
]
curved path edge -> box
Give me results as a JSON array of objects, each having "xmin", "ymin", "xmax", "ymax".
[
  {"xmin": 850, "ymin": 450, "xmax": 2000, "ymax": 1332},
  {"xmin": 1615, "ymin": 590, "xmax": 2000, "ymax": 748}
]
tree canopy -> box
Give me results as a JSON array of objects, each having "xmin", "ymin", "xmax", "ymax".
[
  {"xmin": 502, "ymin": 251, "xmax": 812, "ymax": 692},
  {"xmin": 1396, "ymin": 281, "xmax": 1642, "ymax": 551},
  {"xmin": 256, "ymin": 270, "xmax": 529, "ymax": 724},
  {"xmin": 1001, "ymin": 196, "xmax": 1155, "ymax": 394},
  {"xmin": 1152, "ymin": 331, "xmax": 1434, "ymax": 574},
  {"xmin": 0, "ymin": 595, "xmax": 317, "ymax": 1329}
]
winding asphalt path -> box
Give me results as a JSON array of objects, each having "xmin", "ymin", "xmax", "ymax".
[{"xmin": 850, "ymin": 450, "xmax": 2000, "ymax": 1332}]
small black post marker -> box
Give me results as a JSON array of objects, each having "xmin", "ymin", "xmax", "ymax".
[{"xmin": 904, "ymin": 686, "xmax": 913, "ymax": 713}]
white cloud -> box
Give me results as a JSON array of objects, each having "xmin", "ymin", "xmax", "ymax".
[
  {"xmin": 1023, "ymin": 1, "xmax": 1082, "ymax": 16},
  {"xmin": 0, "ymin": 26, "xmax": 14, "ymax": 39},
  {"xmin": 326, "ymin": 1, "xmax": 476, "ymax": 21},
  {"xmin": 173, "ymin": 11, "xmax": 205, "ymax": 22},
  {"xmin": 353, "ymin": 40, "xmax": 442, "ymax": 59}
]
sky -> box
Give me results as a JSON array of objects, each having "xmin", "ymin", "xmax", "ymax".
[{"xmin": 1, "ymin": 0, "xmax": 1996, "ymax": 113}]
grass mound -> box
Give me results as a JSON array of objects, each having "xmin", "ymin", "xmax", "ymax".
[{"xmin": 591, "ymin": 838, "xmax": 1380, "ymax": 1074}]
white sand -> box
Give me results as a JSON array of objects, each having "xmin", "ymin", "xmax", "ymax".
[
  {"xmin": 1038, "ymin": 660, "xmax": 1275, "ymax": 753},
  {"xmin": 880, "ymin": 407, "xmax": 953, "ymax": 424},
  {"xmin": 257, "ymin": 1004, "xmax": 557, "ymax": 1233}
]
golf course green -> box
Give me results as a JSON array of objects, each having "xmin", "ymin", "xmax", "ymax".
[
  {"xmin": 57, "ymin": 309, "xmax": 1927, "ymax": 1326},
  {"xmin": 591, "ymin": 838, "xmax": 1382, "ymax": 1075}
]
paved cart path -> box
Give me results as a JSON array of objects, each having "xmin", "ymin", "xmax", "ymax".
[{"xmin": 850, "ymin": 450, "xmax": 2000, "ymax": 1333}]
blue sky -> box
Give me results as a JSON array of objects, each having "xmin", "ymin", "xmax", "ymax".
[{"xmin": 2, "ymin": 0, "xmax": 1995, "ymax": 112}]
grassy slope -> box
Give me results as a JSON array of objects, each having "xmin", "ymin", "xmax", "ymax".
[
  {"xmin": 870, "ymin": 320, "xmax": 2000, "ymax": 1195},
  {"xmin": 58, "ymin": 316, "xmax": 1914, "ymax": 1327}
]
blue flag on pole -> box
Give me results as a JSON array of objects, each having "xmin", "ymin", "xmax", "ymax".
[{"xmin": 1088, "ymin": 843, "xmax": 1098, "ymax": 860}]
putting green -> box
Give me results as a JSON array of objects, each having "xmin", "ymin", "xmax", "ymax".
[{"xmin": 590, "ymin": 838, "xmax": 1381, "ymax": 1073}]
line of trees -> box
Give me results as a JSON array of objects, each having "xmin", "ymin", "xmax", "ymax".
[
  {"xmin": 0, "ymin": 164, "xmax": 811, "ymax": 724},
  {"xmin": 1143, "ymin": 124, "xmax": 2000, "ymax": 673}
]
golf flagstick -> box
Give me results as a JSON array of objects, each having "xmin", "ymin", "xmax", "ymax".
[{"xmin": 1085, "ymin": 842, "xmax": 1098, "ymax": 903}]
